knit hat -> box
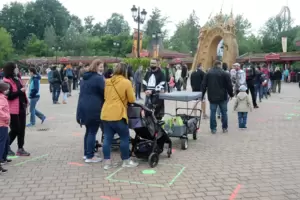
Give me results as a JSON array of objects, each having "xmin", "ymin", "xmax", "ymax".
[
  {"xmin": 239, "ymin": 85, "xmax": 247, "ymax": 92},
  {"xmin": 0, "ymin": 81, "xmax": 9, "ymax": 93}
]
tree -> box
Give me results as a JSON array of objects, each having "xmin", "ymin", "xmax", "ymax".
[
  {"xmin": 144, "ymin": 8, "xmax": 169, "ymax": 37},
  {"xmin": 105, "ymin": 13, "xmax": 130, "ymax": 36},
  {"xmin": 0, "ymin": 28, "xmax": 14, "ymax": 65},
  {"xmin": 25, "ymin": 34, "xmax": 48, "ymax": 56},
  {"xmin": 92, "ymin": 22, "xmax": 106, "ymax": 37},
  {"xmin": 70, "ymin": 15, "xmax": 84, "ymax": 33},
  {"xmin": 44, "ymin": 25, "xmax": 57, "ymax": 48},
  {"xmin": 169, "ymin": 11, "xmax": 200, "ymax": 54},
  {"xmin": 84, "ymin": 16, "xmax": 95, "ymax": 34}
]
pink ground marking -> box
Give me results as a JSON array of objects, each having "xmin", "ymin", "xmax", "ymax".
[
  {"xmin": 172, "ymin": 149, "xmax": 176, "ymax": 153},
  {"xmin": 68, "ymin": 162, "xmax": 84, "ymax": 166},
  {"xmin": 229, "ymin": 184, "xmax": 241, "ymax": 200},
  {"xmin": 100, "ymin": 196, "xmax": 120, "ymax": 200}
]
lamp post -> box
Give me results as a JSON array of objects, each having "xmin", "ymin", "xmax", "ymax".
[
  {"xmin": 113, "ymin": 41, "xmax": 121, "ymax": 61},
  {"xmin": 52, "ymin": 47, "xmax": 61, "ymax": 64},
  {"xmin": 131, "ymin": 5, "xmax": 147, "ymax": 58},
  {"xmin": 152, "ymin": 32, "xmax": 161, "ymax": 58}
]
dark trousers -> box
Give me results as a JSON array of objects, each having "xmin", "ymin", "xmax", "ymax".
[
  {"xmin": 73, "ymin": 79, "xmax": 78, "ymax": 90},
  {"xmin": 84, "ymin": 123, "xmax": 100, "ymax": 159},
  {"xmin": 0, "ymin": 127, "xmax": 9, "ymax": 161},
  {"xmin": 49, "ymin": 83, "xmax": 53, "ymax": 93},
  {"xmin": 52, "ymin": 83, "xmax": 61, "ymax": 103},
  {"xmin": 135, "ymin": 83, "xmax": 141, "ymax": 99},
  {"xmin": 9, "ymin": 109, "xmax": 26, "ymax": 149},
  {"xmin": 210, "ymin": 100, "xmax": 228, "ymax": 131},
  {"xmin": 247, "ymin": 84, "xmax": 257, "ymax": 107}
]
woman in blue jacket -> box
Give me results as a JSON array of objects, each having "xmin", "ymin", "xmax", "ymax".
[{"xmin": 76, "ymin": 59, "xmax": 105, "ymax": 163}]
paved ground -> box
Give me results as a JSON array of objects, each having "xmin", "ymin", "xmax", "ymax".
[{"xmin": 1, "ymin": 82, "xmax": 300, "ymax": 200}]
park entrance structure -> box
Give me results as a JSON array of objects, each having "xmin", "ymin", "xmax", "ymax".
[{"xmin": 192, "ymin": 11, "xmax": 239, "ymax": 71}]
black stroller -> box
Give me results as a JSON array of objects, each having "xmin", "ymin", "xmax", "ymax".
[{"xmin": 128, "ymin": 103, "xmax": 172, "ymax": 168}]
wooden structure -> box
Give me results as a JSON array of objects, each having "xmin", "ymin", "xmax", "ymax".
[{"xmin": 192, "ymin": 10, "xmax": 238, "ymax": 70}]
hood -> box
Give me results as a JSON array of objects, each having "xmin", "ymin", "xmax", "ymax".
[
  {"xmin": 83, "ymin": 71, "xmax": 97, "ymax": 80},
  {"xmin": 107, "ymin": 75, "xmax": 125, "ymax": 86},
  {"xmin": 32, "ymin": 74, "xmax": 41, "ymax": 80},
  {"xmin": 237, "ymin": 92, "xmax": 248, "ymax": 100}
]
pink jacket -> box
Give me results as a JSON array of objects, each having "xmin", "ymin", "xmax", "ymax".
[
  {"xmin": 0, "ymin": 93, "xmax": 10, "ymax": 127},
  {"xmin": 3, "ymin": 77, "xmax": 26, "ymax": 115}
]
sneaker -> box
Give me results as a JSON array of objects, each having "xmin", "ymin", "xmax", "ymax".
[
  {"xmin": 222, "ymin": 128, "xmax": 228, "ymax": 133},
  {"xmin": 26, "ymin": 123, "xmax": 35, "ymax": 127},
  {"xmin": 211, "ymin": 130, "xmax": 217, "ymax": 134},
  {"xmin": 16, "ymin": 148, "xmax": 30, "ymax": 156},
  {"xmin": 8, "ymin": 149, "xmax": 15, "ymax": 156},
  {"xmin": 83, "ymin": 156, "xmax": 87, "ymax": 160},
  {"xmin": 0, "ymin": 166, "xmax": 7, "ymax": 173},
  {"xmin": 103, "ymin": 160, "xmax": 113, "ymax": 170},
  {"xmin": 85, "ymin": 157, "xmax": 102, "ymax": 163},
  {"xmin": 62, "ymin": 101, "xmax": 67, "ymax": 104},
  {"xmin": 203, "ymin": 114, "xmax": 208, "ymax": 119},
  {"xmin": 1, "ymin": 159, "xmax": 12, "ymax": 165},
  {"xmin": 254, "ymin": 105, "xmax": 259, "ymax": 109},
  {"xmin": 122, "ymin": 159, "xmax": 139, "ymax": 168},
  {"xmin": 41, "ymin": 116, "xmax": 46, "ymax": 124}
]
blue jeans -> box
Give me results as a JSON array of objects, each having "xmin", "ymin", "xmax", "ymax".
[
  {"xmin": 0, "ymin": 127, "xmax": 9, "ymax": 161},
  {"xmin": 102, "ymin": 120, "xmax": 130, "ymax": 160},
  {"xmin": 254, "ymin": 84, "xmax": 262, "ymax": 101},
  {"xmin": 84, "ymin": 123, "xmax": 100, "ymax": 159},
  {"xmin": 52, "ymin": 83, "xmax": 61, "ymax": 103},
  {"xmin": 262, "ymin": 86, "xmax": 268, "ymax": 98},
  {"xmin": 238, "ymin": 112, "xmax": 248, "ymax": 128},
  {"xmin": 210, "ymin": 101, "xmax": 228, "ymax": 131},
  {"xmin": 29, "ymin": 97, "xmax": 45, "ymax": 125}
]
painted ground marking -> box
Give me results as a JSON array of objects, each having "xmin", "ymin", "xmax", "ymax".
[
  {"xmin": 142, "ymin": 169, "xmax": 156, "ymax": 175},
  {"xmin": 100, "ymin": 196, "xmax": 120, "ymax": 200},
  {"xmin": 229, "ymin": 184, "xmax": 242, "ymax": 200},
  {"xmin": 68, "ymin": 162, "xmax": 85, "ymax": 166},
  {"xmin": 14, "ymin": 154, "xmax": 48, "ymax": 166},
  {"xmin": 106, "ymin": 163, "xmax": 185, "ymax": 188},
  {"xmin": 7, "ymin": 156, "xmax": 19, "ymax": 159}
]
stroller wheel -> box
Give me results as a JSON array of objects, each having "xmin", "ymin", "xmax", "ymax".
[
  {"xmin": 181, "ymin": 138, "xmax": 188, "ymax": 150},
  {"xmin": 148, "ymin": 153, "xmax": 159, "ymax": 168}
]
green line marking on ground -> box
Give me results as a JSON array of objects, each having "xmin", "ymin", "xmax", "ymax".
[
  {"xmin": 169, "ymin": 166, "xmax": 186, "ymax": 186},
  {"xmin": 7, "ymin": 156, "xmax": 19, "ymax": 159},
  {"xmin": 14, "ymin": 154, "xmax": 48, "ymax": 166},
  {"xmin": 142, "ymin": 169, "xmax": 156, "ymax": 175}
]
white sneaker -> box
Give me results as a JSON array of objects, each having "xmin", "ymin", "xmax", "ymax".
[
  {"xmin": 83, "ymin": 156, "xmax": 87, "ymax": 160},
  {"xmin": 103, "ymin": 160, "xmax": 113, "ymax": 170},
  {"xmin": 122, "ymin": 159, "xmax": 139, "ymax": 168},
  {"xmin": 85, "ymin": 157, "xmax": 102, "ymax": 163}
]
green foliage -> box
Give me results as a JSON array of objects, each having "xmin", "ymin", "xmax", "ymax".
[
  {"xmin": 0, "ymin": 27, "xmax": 14, "ymax": 65},
  {"xmin": 144, "ymin": 8, "xmax": 169, "ymax": 37},
  {"xmin": 123, "ymin": 58, "xmax": 167, "ymax": 71},
  {"xmin": 25, "ymin": 34, "xmax": 48, "ymax": 56}
]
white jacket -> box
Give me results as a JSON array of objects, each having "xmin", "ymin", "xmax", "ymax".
[{"xmin": 233, "ymin": 92, "xmax": 252, "ymax": 112}]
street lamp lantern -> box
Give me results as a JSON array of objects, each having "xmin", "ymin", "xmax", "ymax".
[
  {"xmin": 131, "ymin": 5, "xmax": 138, "ymax": 19},
  {"xmin": 131, "ymin": 5, "xmax": 147, "ymax": 58}
]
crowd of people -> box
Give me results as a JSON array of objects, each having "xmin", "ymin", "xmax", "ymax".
[{"xmin": 0, "ymin": 58, "xmax": 290, "ymax": 173}]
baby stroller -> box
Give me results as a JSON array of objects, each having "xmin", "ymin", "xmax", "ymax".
[{"xmin": 128, "ymin": 103, "xmax": 172, "ymax": 168}]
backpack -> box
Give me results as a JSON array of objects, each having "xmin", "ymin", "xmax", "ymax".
[{"xmin": 65, "ymin": 68, "xmax": 73, "ymax": 77}]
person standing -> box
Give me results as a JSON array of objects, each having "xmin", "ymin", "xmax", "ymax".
[
  {"xmin": 273, "ymin": 67, "xmax": 282, "ymax": 93},
  {"xmin": 181, "ymin": 63, "xmax": 188, "ymax": 90},
  {"xmin": 202, "ymin": 61, "xmax": 234, "ymax": 134},
  {"xmin": 77, "ymin": 59, "xmax": 104, "ymax": 163},
  {"xmin": 245, "ymin": 65, "xmax": 258, "ymax": 108},
  {"xmin": 62, "ymin": 77, "xmax": 69, "ymax": 104},
  {"xmin": 73, "ymin": 66, "xmax": 79, "ymax": 90},
  {"xmin": 254, "ymin": 66, "xmax": 263, "ymax": 102},
  {"xmin": 64, "ymin": 64, "xmax": 74, "ymax": 96},
  {"xmin": 26, "ymin": 68, "xmax": 46, "ymax": 127},
  {"xmin": 47, "ymin": 67, "xmax": 53, "ymax": 93},
  {"xmin": 190, "ymin": 64, "xmax": 208, "ymax": 119},
  {"xmin": 3, "ymin": 62, "xmax": 30, "ymax": 156},
  {"xmin": 133, "ymin": 66, "xmax": 143, "ymax": 100},
  {"xmin": 51, "ymin": 66, "xmax": 62, "ymax": 104},
  {"xmin": 234, "ymin": 63, "xmax": 246, "ymax": 95},
  {"xmin": 175, "ymin": 65, "xmax": 182, "ymax": 91}
]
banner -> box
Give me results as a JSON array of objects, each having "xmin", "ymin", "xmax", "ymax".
[
  {"xmin": 282, "ymin": 37, "xmax": 287, "ymax": 52},
  {"xmin": 132, "ymin": 29, "xmax": 143, "ymax": 57}
]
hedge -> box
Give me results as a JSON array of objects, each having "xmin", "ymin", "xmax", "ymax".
[{"xmin": 123, "ymin": 58, "xmax": 168, "ymax": 71}]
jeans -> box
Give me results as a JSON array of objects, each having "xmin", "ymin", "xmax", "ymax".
[
  {"xmin": 102, "ymin": 120, "xmax": 130, "ymax": 160},
  {"xmin": 49, "ymin": 83, "xmax": 53, "ymax": 93},
  {"xmin": 254, "ymin": 84, "xmax": 262, "ymax": 101},
  {"xmin": 238, "ymin": 112, "xmax": 248, "ymax": 128},
  {"xmin": 84, "ymin": 123, "xmax": 100, "ymax": 159},
  {"xmin": 217, "ymin": 99, "xmax": 229, "ymax": 116},
  {"xmin": 262, "ymin": 86, "xmax": 268, "ymax": 98},
  {"xmin": 210, "ymin": 101, "xmax": 228, "ymax": 131},
  {"xmin": 29, "ymin": 97, "xmax": 45, "ymax": 125},
  {"xmin": 135, "ymin": 83, "xmax": 141, "ymax": 99},
  {"xmin": 67, "ymin": 78, "xmax": 72, "ymax": 94},
  {"xmin": 0, "ymin": 127, "xmax": 9, "ymax": 161},
  {"xmin": 52, "ymin": 83, "xmax": 61, "ymax": 103}
]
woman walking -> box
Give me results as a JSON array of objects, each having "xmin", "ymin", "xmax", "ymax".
[
  {"xmin": 101, "ymin": 63, "xmax": 137, "ymax": 170},
  {"xmin": 76, "ymin": 59, "xmax": 105, "ymax": 163},
  {"xmin": 27, "ymin": 67, "xmax": 46, "ymax": 127},
  {"xmin": 273, "ymin": 67, "xmax": 282, "ymax": 93},
  {"xmin": 3, "ymin": 62, "xmax": 30, "ymax": 156}
]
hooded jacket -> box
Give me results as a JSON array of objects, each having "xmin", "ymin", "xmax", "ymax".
[
  {"xmin": 101, "ymin": 75, "xmax": 135, "ymax": 123},
  {"xmin": 190, "ymin": 68, "xmax": 205, "ymax": 92},
  {"xmin": 233, "ymin": 92, "xmax": 252, "ymax": 112},
  {"xmin": 29, "ymin": 74, "xmax": 41, "ymax": 99},
  {"xmin": 235, "ymin": 69, "xmax": 246, "ymax": 89},
  {"xmin": 76, "ymin": 72, "xmax": 105, "ymax": 125}
]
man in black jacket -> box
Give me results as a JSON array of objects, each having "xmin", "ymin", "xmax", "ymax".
[
  {"xmin": 181, "ymin": 63, "xmax": 188, "ymax": 90},
  {"xmin": 202, "ymin": 61, "xmax": 234, "ymax": 134},
  {"xmin": 51, "ymin": 66, "xmax": 62, "ymax": 104},
  {"xmin": 245, "ymin": 65, "xmax": 259, "ymax": 108}
]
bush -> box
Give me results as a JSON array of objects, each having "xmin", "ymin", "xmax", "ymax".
[{"xmin": 123, "ymin": 58, "xmax": 168, "ymax": 71}]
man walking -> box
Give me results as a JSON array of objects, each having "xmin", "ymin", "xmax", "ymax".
[
  {"xmin": 202, "ymin": 61, "xmax": 234, "ymax": 134},
  {"xmin": 234, "ymin": 63, "xmax": 246, "ymax": 95},
  {"xmin": 51, "ymin": 66, "xmax": 62, "ymax": 104}
]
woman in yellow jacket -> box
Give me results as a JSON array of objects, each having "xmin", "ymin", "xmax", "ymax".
[{"xmin": 101, "ymin": 63, "xmax": 137, "ymax": 170}]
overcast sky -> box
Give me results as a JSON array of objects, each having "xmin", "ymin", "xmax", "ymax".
[{"xmin": 1, "ymin": 0, "xmax": 298, "ymax": 37}]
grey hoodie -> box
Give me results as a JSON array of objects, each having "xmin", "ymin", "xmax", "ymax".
[
  {"xmin": 234, "ymin": 92, "xmax": 252, "ymax": 112},
  {"xmin": 235, "ymin": 69, "xmax": 246, "ymax": 90}
]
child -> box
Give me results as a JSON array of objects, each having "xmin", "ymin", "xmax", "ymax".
[
  {"xmin": 62, "ymin": 77, "xmax": 69, "ymax": 104},
  {"xmin": 233, "ymin": 85, "xmax": 252, "ymax": 129},
  {"xmin": 0, "ymin": 81, "xmax": 11, "ymax": 173}
]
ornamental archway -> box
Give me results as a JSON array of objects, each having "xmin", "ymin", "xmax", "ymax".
[{"xmin": 192, "ymin": 13, "xmax": 239, "ymax": 71}]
